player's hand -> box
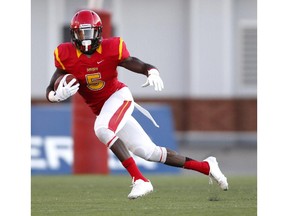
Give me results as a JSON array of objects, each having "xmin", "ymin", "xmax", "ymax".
[
  {"xmin": 141, "ymin": 69, "xmax": 164, "ymax": 91},
  {"xmin": 48, "ymin": 75, "xmax": 80, "ymax": 102}
]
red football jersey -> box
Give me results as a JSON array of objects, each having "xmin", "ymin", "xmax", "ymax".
[{"xmin": 54, "ymin": 37, "xmax": 130, "ymax": 115}]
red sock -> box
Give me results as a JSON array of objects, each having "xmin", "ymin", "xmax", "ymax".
[
  {"xmin": 121, "ymin": 157, "xmax": 149, "ymax": 182},
  {"xmin": 183, "ymin": 159, "xmax": 210, "ymax": 175}
]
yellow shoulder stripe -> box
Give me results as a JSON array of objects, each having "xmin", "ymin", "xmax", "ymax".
[
  {"xmin": 96, "ymin": 44, "xmax": 102, "ymax": 54},
  {"xmin": 118, "ymin": 38, "xmax": 123, "ymax": 60},
  {"xmin": 54, "ymin": 48, "xmax": 66, "ymax": 70},
  {"xmin": 76, "ymin": 48, "xmax": 82, "ymax": 58}
]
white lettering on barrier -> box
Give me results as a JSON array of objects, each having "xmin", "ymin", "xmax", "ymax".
[
  {"xmin": 31, "ymin": 136, "xmax": 47, "ymax": 169},
  {"xmin": 31, "ymin": 136, "xmax": 73, "ymax": 170},
  {"xmin": 45, "ymin": 136, "xmax": 73, "ymax": 169}
]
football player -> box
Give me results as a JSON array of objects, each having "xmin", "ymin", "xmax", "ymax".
[{"xmin": 46, "ymin": 10, "xmax": 228, "ymax": 199}]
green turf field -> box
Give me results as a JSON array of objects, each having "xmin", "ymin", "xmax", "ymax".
[{"xmin": 31, "ymin": 175, "xmax": 256, "ymax": 216}]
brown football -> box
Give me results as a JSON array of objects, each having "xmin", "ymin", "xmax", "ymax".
[{"xmin": 54, "ymin": 74, "xmax": 79, "ymax": 90}]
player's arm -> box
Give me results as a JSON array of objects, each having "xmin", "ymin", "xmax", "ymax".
[
  {"xmin": 119, "ymin": 57, "xmax": 164, "ymax": 91},
  {"xmin": 46, "ymin": 68, "xmax": 79, "ymax": 102},
  {"xmin": 118, "ymin": 56, "xmax": 155, "ymax": 76}
]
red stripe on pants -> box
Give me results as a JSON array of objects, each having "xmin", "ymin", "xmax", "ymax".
[{"xmin": 108, "ymin": 100, "xmax": 132, "ymax": 132}]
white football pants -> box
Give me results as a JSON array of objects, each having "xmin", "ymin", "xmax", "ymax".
[{"xmin": 94, "ymin": 87, "xmax": 167, "ymax": 163}]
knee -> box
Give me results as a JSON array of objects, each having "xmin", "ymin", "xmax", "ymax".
[{"xmin": 94, "ymin": 127, "xmax": 116, "ymax": 145}]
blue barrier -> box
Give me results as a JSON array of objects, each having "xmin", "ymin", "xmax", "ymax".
[{"xmin": 31, "ymin": 103, "xmax": 179, "ymax": 175}]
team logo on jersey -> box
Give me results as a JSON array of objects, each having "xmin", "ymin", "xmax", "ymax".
[{"xmin": 87, "ymin": 67, "xmax": 98, "ymax": 72}]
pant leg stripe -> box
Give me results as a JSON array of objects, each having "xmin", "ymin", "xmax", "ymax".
[{"xmin": 108, "ymin": 100, "xmax": 132, "ymax": 132}]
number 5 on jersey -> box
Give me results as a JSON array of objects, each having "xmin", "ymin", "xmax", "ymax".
[{"xmin": 85, "ymin": 73, "xmax": 105, "ymax": 91}]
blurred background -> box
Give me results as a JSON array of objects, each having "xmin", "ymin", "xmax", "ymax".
[{"xmin": 31, "ymin": 0, "xmax": 257, "ymax": 176}]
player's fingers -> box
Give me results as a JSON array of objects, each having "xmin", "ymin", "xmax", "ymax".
[
  {"xmin": 160, "ymin": 80, "xmax": 164, "ymax": 90},
  {"xmin": 156, "ymin": 82, "xmax": 162, "ymax": 91},
  {"xmin": 155, "ymin": 78, "xmax": 164, "ymax": 91},
  {"xmin": 158, "ymin": 79, "xmax": 164, "ymax": 91},
  {"xmin": 141, "ymin": 80, "xmax": 150, "ymax": 87},
  {"xmin": 57, "ymin": 74, "xmax": 70, "ymax": 89},
  {"xmin": 70, "ymin": 88, "xmax": 79, "ymax": 96},
  {"xmin": 155, "ymin": 83, "xmax": 160, "ymax": 91},
  {"xmin": 69, "ymin": 83, "xmax": 80, "ymax": 91},
  {"xmin": 153, "ymin": 79, "xmax": 161, "ymax": 91},
  {"xmin": 66, "ymin": 78, "xmax": 77, "ymax": 87},
  {"xmin": 60, "ymin": 74, "xmax": 69, "ymax": 84},
  {"xmin": 151, "ymin": 79, "xmax": 157, "ymax": 91},
  {"xmin": 149, "ymin": 78, "xmax": 154, "ymax": 86},
  {"xmin": 58, "ymin": 79, "xmax": 66, "ymax": 89}
]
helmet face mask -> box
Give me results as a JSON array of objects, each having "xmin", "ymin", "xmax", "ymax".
[
  {"xmin": 73, "ymin": 25, "xmax": 100, "ymax": 40},
  {"xmin": 70, "ymin": 10, "xmax": 103, "ymax": 55}
]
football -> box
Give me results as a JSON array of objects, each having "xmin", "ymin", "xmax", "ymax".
[{"xmin": 54, "ymin": 74, "xmax": 79, "ymax": 90}]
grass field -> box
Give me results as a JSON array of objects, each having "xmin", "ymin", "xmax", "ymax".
[{"xmin": 31, "ymin": 175, "xmax": 257, "ymax": 216}]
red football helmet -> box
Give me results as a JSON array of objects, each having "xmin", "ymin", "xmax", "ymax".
[{"xmin": 70, "ymin": 10, "xmax": 103, "ymax": 54}]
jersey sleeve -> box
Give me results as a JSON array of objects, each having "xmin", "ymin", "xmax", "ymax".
[
  {"xmin": 54, "ymin": 44, "xmax": 67, "ymax": 70},
  {"xmin": 118, "ymin": 38, "xmax": 130, "ymax": 61}
]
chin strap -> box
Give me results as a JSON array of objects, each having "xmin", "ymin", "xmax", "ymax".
[{"xmin": 134, "ymin": 102, "xmax": 159, "ymax": 128}]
